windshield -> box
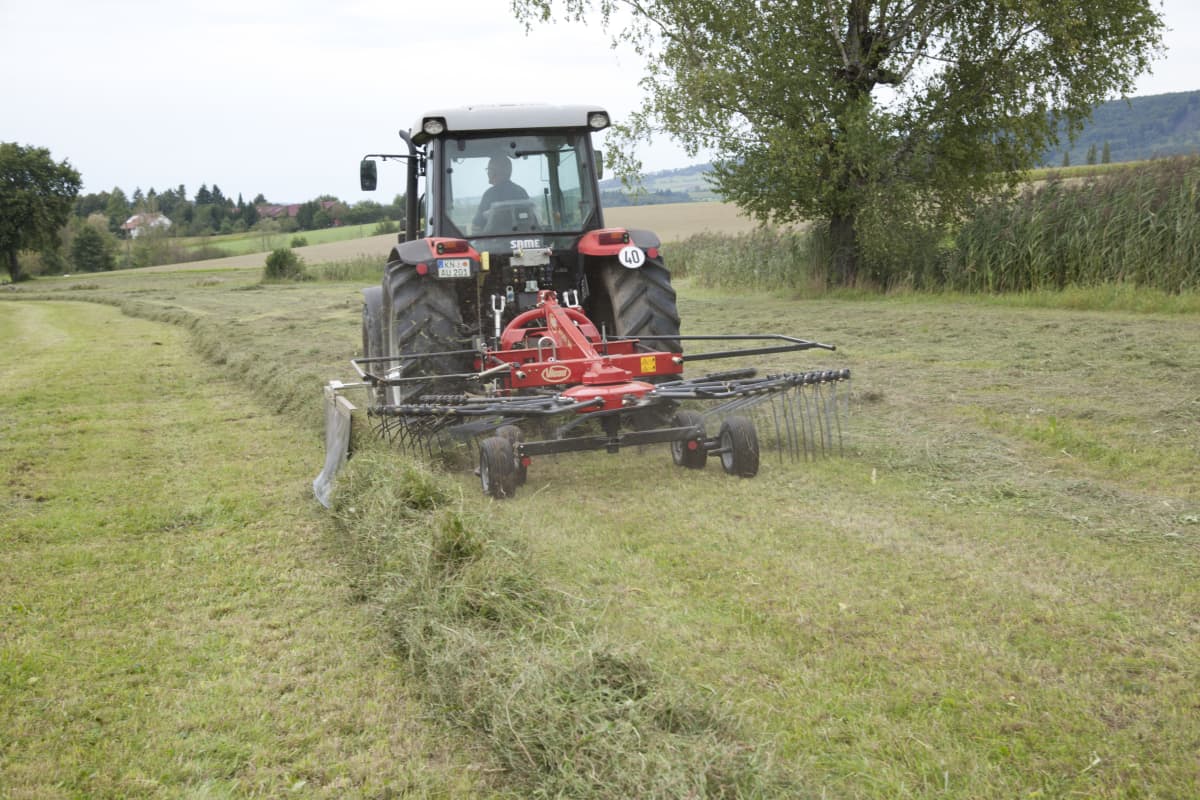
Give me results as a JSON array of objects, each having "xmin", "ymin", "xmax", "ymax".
[{"xmin": 439, "ymin": 132, "xmax": 597, "ymax": 238}]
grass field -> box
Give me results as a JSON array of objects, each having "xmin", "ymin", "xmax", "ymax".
[
  {"xmin": 0, "ymin": 301, "xmax": 487, "ymax": 797},
  {"xmin": 3, "ymin": 260, "xmax": 1198, "ymax": 796},
  {"xmin": 176, "ymin": 223, "xmax": 384, "ymax": 257},
  {"xmin": 112, "ymin": 202, "xmax": 752, "ymax": 275}
]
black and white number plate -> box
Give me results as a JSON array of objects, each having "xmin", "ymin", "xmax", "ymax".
[{"xmin": 436, "ymin": 258, "xmax": 472, "ymax": 278}]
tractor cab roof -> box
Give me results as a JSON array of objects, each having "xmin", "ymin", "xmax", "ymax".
[{"xmin": 410, "ymin": 104, "xmax": 610, "ymax": 144}]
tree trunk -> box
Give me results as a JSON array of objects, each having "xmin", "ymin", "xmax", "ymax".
[
  {"xmin": 5, "ymin": 249, "xmax": 21, "ymax": 283},
  {"xmin": 829, "ymin": 213, "xmax": 859, "ymax": 286}
]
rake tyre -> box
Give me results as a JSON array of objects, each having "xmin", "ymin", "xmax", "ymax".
[
  {"xmin": 479, "ymin": 436, "xmax": 517, "ymax": 499},
  {"xmin": 718, "ymin": 416, "xmax": 759, "ymax": 478},
  {"xmin": 670, "ymin": 410, "xmax": 707, "ymax": 469},
  {"xmin": 382, "ymin": 263, "xmax": 472, "ymax": 404},
  {"xmin": 496, "ymin": 424, "xmax": 527, "ymax": 486}
]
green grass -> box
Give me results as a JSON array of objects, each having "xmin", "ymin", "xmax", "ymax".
[
  {"xmin": 178, "ymin": 223, "xmax": 381, "ymax": 257},
  {"xmin": 5, "ymin": 266, "xmax": 1199, "ymax": 797},
  {"xmin": 0, "ymin": 301, "xmax": 483, "ymax": 797},
  {"xmin": 1025, "ymin": 160, "xmax": 1144, "ymax": 182}
]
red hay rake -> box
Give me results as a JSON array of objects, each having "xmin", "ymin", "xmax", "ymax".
[{"xmin": 316, "ymin": 290, "xmax": 849, "ymax": 502}]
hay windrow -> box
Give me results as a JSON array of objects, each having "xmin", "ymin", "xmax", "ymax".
[{"xmin": 328, "ymin": 450, "xmax": 791, "ymax": 797}]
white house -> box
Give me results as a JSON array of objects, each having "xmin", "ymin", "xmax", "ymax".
[{"xmin": 121, "ymin": 212, "xmax": 172, "ymax": 238}]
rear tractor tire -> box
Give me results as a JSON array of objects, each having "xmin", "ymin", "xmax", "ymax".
[
  {"xmin": 590, "ymin": 260, "xmax": 682, "ymax": 354},
  {"xmin": 382, "ymin": 263, "xmax": 473, "ymax": 405},
  {"xmin": 718, "ymin": 416, "xmax": 759, "ymax": 478}
]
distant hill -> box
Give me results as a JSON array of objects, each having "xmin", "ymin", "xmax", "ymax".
[
  {"xmin": 599, "ymin": 163, "xmax": 716, "ymax": 205},
  {"xmin": 605, "ymin": 91, "xmax": 1200, "ymax": 201},
  {"xmin": 1043, "ymin": 90, "xmax": 1200, "ymax": 165}
]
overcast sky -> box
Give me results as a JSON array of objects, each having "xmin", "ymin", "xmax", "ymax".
[{"xmin": 2, "ymin": 0, "xmax": 1197, "ymax": 205}]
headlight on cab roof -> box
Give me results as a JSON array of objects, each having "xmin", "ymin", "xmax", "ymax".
[
  {"xmin": 422, "ymin": 117, "xmax": 446, "ymax": 137},
  {"xmin": 587, "ymin": 112, "xmax": 610, "ymax": 130}
]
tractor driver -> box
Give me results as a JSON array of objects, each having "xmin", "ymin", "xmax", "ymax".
[{"xmin": 472, "ymin": 155, "xmax": 529, "ymax": 231}]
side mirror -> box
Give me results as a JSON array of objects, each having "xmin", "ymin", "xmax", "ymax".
[
  {"xmin": 360, "ymin": 160, "xmax": 378, "ymax": 191},
  {"xmin": 594, "ymin": 150, "xmax": 604, "ymax": 180}
]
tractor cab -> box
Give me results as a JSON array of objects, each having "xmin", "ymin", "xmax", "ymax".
[{"xmin": 362, "ymin": 104, "xmax": 611, "ymax": 248}]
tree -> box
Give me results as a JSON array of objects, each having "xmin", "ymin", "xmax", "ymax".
[
  {"xmin": 513, "ymin": 0, "xmax": 1164, "ymax": 285},
  {"xmin": 1102, "ymin": 141, "xmax": 1112, "ymax": 164},
  {"xmin": 0, "ymin": 143, "xmax": 82, "ymax": 282},
  {"xmin": 105, "ymin": 187, "xmax": 131, "ymax": 234},
  {"xmin": 241, "ymin": 201, "xmax": 259, "ymax": 227},
  {"xmin": 70, "ymin": 223, "xmax": 117, "ymax": 273},
  {"xmin": 296, "ymin": 200, "xmax": 319, "ymax": 230},
  {"xmin": 1086, "ymin": 143, "xmax": 1098, "ymax": 165}
]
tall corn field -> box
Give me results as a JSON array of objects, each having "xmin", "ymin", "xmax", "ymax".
[{"xmin": 948, "ymin": 156, "xmax": 1200, "ymax": 292}]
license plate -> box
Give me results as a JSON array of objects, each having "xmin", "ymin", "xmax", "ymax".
[{"xmin": 436, "ymin": 259, "xmax": 471, "ymax": 278}]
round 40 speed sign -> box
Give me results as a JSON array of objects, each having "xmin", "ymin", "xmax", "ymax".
[{"xmin": 617, "ymin": 245, "xmax": 645, "ymax": 269}]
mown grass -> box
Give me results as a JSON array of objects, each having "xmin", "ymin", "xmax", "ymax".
[
  {"xmin": 0, "ymin": 301, "xmax": 483, "ymax": 797},
  {"xmin": 177, "ymin": 223, "xmax": 381, "ymax": 257},
  {"xmin": 6, "ymin": 263, "xmax": 1199, "ymax": 797}
]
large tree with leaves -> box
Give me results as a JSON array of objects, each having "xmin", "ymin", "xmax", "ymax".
[
  {"xmin": 1, "ymin": 143, "xmax": 82, "ymax": 282},
  {"xmin": 514, "ymin": 0, "xmax": 1163, "ymax": 284}
]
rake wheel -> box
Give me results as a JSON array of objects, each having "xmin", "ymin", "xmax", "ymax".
[
  {"xmin": 479, "ymin": 436, "xmax": 516, "ymax": 499},
  {"xmin": 718, "ymin": 416, "xmax": 759, "ymax": 478},
  {"xmin": 496, "ymin": 424, "xmax": 527, "ymax": 486}
]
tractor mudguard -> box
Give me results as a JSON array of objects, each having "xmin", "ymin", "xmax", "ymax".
[
  {"xmin": 385, "ymin": 237, "xmax": 482, "ymax": 275},
  {"xmin": 626, "ymin": 228, "xmax": 661, "ymax": 250}
]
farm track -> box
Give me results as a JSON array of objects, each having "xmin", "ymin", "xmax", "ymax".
[{"xmin": 4, "ymin": 260, "xmax": 1199, "ymax": 796}]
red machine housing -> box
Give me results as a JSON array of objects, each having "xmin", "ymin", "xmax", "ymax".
[{"xmin": 481, "ymin": 290, "xmax": 682, "ymax": 411}]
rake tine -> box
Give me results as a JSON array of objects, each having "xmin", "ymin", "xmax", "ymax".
[
  {"xmin": 830, "ymin": 379, "xmax": 846, "ymax": 456},
  {"xmin": 797, "ymin": 382, "xmax": 815, "ymax": 460},
  {"xmin": 783, "ymin": 385, "xmax": 803, "ymax": 461},
  {"xmin": 787, "ymin": 386, "xmax": 805, "ymax": 461},
  {"xmin": 810, "ymin": 381, "xmax": 825, "ymax": 455},
  {"xmin": 767, "ymin": 392, "xmax": 786, "ymax": 463}
]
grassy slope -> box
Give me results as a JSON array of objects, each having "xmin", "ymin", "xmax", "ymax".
[
  {"xmin": 5, "ymin": 269, "xmax": 1199, "ymax": 797},
  {"xmin": 0, "ymin": 301, "xmax": 483, "ymax": 798},
  {"xmin": 178, "ymin": 223, "xmax": 382, "ymax": 256}
]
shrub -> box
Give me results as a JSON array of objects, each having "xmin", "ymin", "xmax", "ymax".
[
  {"xmin": 289, "ymin": 235, "xmax": 308, "ymax": 248},
  {"xmin": 262, "ymin": 247, "xmax": 308, "ymax": 281}
]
